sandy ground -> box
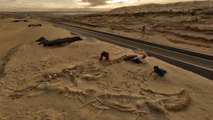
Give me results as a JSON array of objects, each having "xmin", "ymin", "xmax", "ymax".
[
  {"xmin": 60, "ymin": 1, "xmax": 213, "ymax": 55},
  {"xmin": 0, "ymin": 17, "xmax": 213, "ymax": 120}
]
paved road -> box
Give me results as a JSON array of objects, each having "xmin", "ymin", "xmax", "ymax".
[{"xmin": 45, "ymin": 19, "xmax": 213, "ymax": 80}]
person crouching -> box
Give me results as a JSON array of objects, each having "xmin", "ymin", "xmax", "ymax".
[
  {"xmin": 150, "ymin": 66, "xmax": 167, "ymax": 80},
  {"xmin": 99, "ymin": 51, "xmax": 110, "ymax": 61}
]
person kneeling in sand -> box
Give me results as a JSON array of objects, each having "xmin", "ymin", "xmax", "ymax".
[
  {"xmin": 150, "ymin": 66, "xmax": 167, "ymax": 80},
  {"xmin": 99, "ymin": 51, "xmax": 110, "ymax": 61},
  {"xmin": 124, "ymin": 55, "xmax": 147, "ymax": 64}
]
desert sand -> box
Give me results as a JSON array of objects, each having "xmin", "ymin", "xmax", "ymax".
[
  {"xmin": 59, "ymin": 1, "xmax": 213, "ymax": 55},
  {"xmin": 0, "ymin": 16, "xmax": 213, "ymax": 120}
]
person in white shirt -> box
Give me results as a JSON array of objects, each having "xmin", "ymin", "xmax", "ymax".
[
  {"xmin": 132, "ymin": 55, "xmax": 147, "ymax": 64},
  {"xmin": 124, "ymin": 55, "xmax": 147, "ymax": 64}
]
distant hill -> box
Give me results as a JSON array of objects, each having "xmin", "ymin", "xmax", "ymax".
[{"xmin": 108, "ymin": 1, "xmax": 213, "ymax": 14}]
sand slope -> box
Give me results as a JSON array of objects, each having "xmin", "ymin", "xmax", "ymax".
[
  {"xmin": 0, "ymin": 17, "xmax": 212, "ymax": 120},
  {"xmin": 109, "ymin": 1, "xmax": 213, "ymax": 14},
  {"xmin": 63, "ymin": 1, "xmax": 213, "ymax": 55}
]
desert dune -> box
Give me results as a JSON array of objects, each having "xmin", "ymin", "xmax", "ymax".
[
  {"xmin": 0, "ymin": 16, "xmax": 212, "ymax": 120},
  {"xmin": 60, "ymin": 1, "xmax": 213, "ymax": 55}
]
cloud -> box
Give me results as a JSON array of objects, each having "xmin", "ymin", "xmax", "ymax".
[
  {"xmin": 0, "ymin": 0, "xmax": 209, "ymax": 11},
  {"xmin": 0, "ymin": 0, "xmax": 17, "ymax": 2},
  {"xmin": 81, "ymin": 0, "xmax": 108, "ymax": 6}
]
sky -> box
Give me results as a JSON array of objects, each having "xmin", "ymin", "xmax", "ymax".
[{"xmin": 0, "ymin": 0, "xmax": 208, "ymax": 11}]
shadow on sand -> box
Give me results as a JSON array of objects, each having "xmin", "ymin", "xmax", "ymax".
[{"xmin": 36, "ymin": 36, "xmax": 82, "ymax": 47}]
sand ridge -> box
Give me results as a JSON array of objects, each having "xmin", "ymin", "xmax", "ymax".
[{"xmin": 60, "ymin": 1, "xmax": 213, "ymax": 55}]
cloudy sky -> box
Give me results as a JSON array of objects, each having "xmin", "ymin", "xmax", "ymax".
[{"xmin": 0, "ymin": 0, "xmax": 207, "ymax": 11}]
